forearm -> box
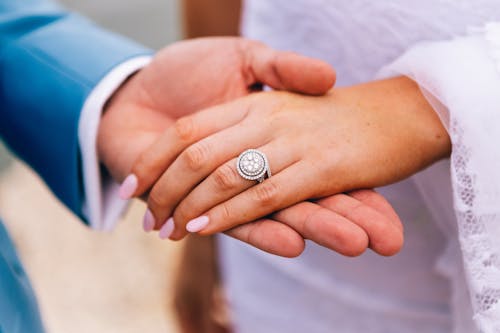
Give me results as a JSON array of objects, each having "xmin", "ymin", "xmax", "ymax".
[
  {"xmin": 328, "ymin": 76, "xmax": 451, "ymax": 187},
  {"xmin": 352, "ymin": 76, "xmax": 450, "ymax": 157}
]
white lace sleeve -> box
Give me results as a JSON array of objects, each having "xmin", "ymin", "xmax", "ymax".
[{"xmin": 378, "ymin": 22, "xmax": 500, "ymax": 333}]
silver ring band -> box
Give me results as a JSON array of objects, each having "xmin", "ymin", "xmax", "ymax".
[{"xmin": 236, "ymin": 149, "xmax": 271, "ymax": 183}]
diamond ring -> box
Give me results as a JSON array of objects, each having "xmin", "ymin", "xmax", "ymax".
[{"xmin": 236, "ymin": 149, "xmax": 272, "ymax": 183}]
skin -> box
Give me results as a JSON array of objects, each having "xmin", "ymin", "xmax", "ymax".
[
  {"xmin": 99, "ymin": 37, "xmax": 404, "ymax": 257},
  {"xmin": 128, "ymin": 76, "xmax": 451, "ymax": 252},
  {"xmin": 182, "ymin": 0, "xmax": 241, "ymax": 37},
  {"xmin": 98, "ymin": 37, "xmax": 336, "ymax": 180}
]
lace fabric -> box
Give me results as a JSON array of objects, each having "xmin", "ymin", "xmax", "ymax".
[
  {"xmin": 453, "ymin": 24, "xmax": 500, "ymax": 332},
  {"xmin": 379, "ymin": 24, "xmax": 500, "ymax": 332}
]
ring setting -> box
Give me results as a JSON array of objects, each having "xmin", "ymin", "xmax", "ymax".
[{"xmin": 236, "ymin": 149, "xmax": 271, "ymax": 182}]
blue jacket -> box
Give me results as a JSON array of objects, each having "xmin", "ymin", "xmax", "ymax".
[
  {"xmin": 0, "ymin": 1, "xmax": 150, "ymax": 331},
  {"xmin": 1, "ymin": 0, "xmax": 150, "ymax": 220}
]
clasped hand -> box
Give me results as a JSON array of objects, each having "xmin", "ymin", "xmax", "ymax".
[{"xmin": 97, "ymin": 37, "xmax": 439, "ymax": 258}]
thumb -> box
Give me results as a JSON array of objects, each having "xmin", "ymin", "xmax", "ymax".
[{"xmin": 242, "ymin": 40, "xmax": 336, "ymax": 95}]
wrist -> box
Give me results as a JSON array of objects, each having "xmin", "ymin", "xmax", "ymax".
[
  {"xmin": 97, "ymin": 70, "xmax": 143, "ymax": 182},
  {"xmin": 332, "ymin": 76, "xmax": 451, "ymax": 181},
  {"xmin": 102, "ymin": 67, "xmax": 143, "ymax": 115},
  {"xmin": 389, "ymin": 76, "xmax": 451, "ymax": 162}
]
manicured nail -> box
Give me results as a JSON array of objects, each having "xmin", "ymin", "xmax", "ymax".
[
  {"xmin": 119, "ymin": 174, "xmax": 138, "ymax": 200},
  {"xmin": 143, "ymin": 209, "xmax": 155, "ymax": 232},
  {"xmin": 159, "ymin": 218, "xmax": 175, "ymax": 239},
  {"xmin": 186, "ymin": 216, "xmax": 210, "ymax": 233}
]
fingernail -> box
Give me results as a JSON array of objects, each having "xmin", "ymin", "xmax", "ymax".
[
  {"xmin": 186, "ymin": 216, "xmax": 210, "ymax": 233},
  {"xmin": 143, "ymin": 209, "xmax": 155, "ymax": 232},
  {"xmin": 159, "ymin": 218, "xmax": 175, "ymax": 239},
  {"xmin": 119, "ymin": 174, "xmax": 138, "ymax": 200}
]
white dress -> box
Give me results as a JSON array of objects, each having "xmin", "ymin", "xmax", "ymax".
[{"xmin": 218, "ymin": 1, "xmax": 500, "ymax": 333}]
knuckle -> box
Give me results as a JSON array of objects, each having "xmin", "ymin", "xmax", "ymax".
[
  {"xmin": 172, "ymin": 204, "xmax": 189, "ymax": 226},
  {"xmin": 148, "ymin": 189, "xmax": 167, "ymax": 210},
  {"xmin": 345, "ymin": 201, "xmax": 371, "ymax": 224},
  {"xmin": 131, "ymin": 161, "xmax": 145, "ymax": 179},
  {"xmin": 182, "ymin": 142, "xmax": 210, "ymax": 171},
  {"xmin": 218, "ymin": 201, "xmax": 233, "ymax": 222},
  {"xmin": 213, "ymin": 164, "xmax": 240, "ymax": 190},
  {"xmin": 243, "ymin": 93, "xmax": 281, "ymax": 121},
  {"xmin": 252, "ymin": 181, "xmax": 280, "ymax": 207},
  {"xmin": 174, "ymin": 116, "xmax": 196, "ymax": 141},
  {"xmin": 303, "ymin": 205, "xmax": 325, "ymax": 235},
  {"xmin": 131, "ymin": 149, "xmax": 154, "ymax": 180},
  {"xmin": 131, "ymin": 165, "xmax": 157, "ymax": 194},
  {"xmin": 267, "ymin": 107, "xmax": 286, "ymax": 123}
]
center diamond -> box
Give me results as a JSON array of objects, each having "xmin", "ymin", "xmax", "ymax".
[{"xmin": 236, "ymin": 149, "xmax": 268, "ymax": 181}]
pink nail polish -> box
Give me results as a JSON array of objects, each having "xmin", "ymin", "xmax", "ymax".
[
  {"xmin": 159, "ymin": 218, "xmax": 175, "ymax": 239},
  {"xmin": 186, "ymin": 216, "xmax": 210, "ymax": 233},
  {"xmin": 143, "ymin": 209, "xmax": 155, "ymax": 232},
  {"xmin": 119, "ymin": 174, "xmax": 138, "ymax": 200}
]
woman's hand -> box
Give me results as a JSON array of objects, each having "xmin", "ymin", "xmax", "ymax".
[{"xmin": 127, "ymin": 76, "xmax": 449, "ymax": 244}]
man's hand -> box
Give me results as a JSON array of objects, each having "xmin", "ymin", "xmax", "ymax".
[
  {"xmin": 225, "ymin": 189, "xmax": 403, "ymax": 257},
  {"xmin": 98, "ymin": 37, "xmax": 335, "ymax": 181}
]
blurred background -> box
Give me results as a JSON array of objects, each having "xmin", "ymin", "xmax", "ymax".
[{"xmin": 0, "ymin": 0, "xmax": 184, "ymax": 332}]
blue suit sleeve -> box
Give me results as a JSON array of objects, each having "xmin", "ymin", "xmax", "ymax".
[{"xmin": 0, "ymin": 0, "xmax": 152, "ymax": 222}]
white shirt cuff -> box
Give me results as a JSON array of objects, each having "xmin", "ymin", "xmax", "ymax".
[{"xmin": 78, "ymin": 56, "xmax": 152, "ymax": 231}]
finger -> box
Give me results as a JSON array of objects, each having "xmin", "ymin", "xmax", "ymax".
[
  {"xmin": 188, "ymin": 161, "xmax": 314, "ymax": 236},
  {"xmin": 170, "ymin": 141, "xmax": 299, "ymax": 238},
  {"xmin": 272, "ymin": 201, "xmax": 369, "ymax": 257},
  {"xmin": 224, "ymin": 219, "xmax": 305, "ymax": 258},
  {"xmin": 242, "ymin": 40, "xmax": 336, "ymax": 95},
  {"xmin": 317, "ymin": 193, "xmax": 404, "ymax": 256},
  {"xmin": 125, "ymin": 97, "xmax": 252, "ymax": 199},
  {"xmin": 145, "ymin": 122, "xmax": 270, "ymax": 231},
  {"xmin": 348, "ymin": 189, "xmax": 403, "ymax": 231}
]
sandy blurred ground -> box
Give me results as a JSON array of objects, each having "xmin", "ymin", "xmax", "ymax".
[
  {"xmin": 0, "ymin": 1, "xmax": 184, "ymax": 332},
  {"xmin": 0, "ymin": 163, "xmax": 182, "ymax": 333}
]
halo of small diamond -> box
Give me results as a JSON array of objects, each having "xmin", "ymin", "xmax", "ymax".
[{"xmin": 236, "ymin": 149, "xmax": 269, "ymax": 181}]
